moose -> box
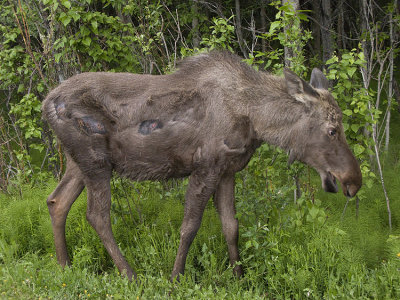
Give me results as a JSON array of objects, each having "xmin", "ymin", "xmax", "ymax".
[{"xmin": 42, "ymin": 51, "xmax": 362, "ymax": 281}]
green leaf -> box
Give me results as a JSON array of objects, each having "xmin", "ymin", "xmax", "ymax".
[
  {"xmin": 348, "ymin": 67, "xmax": 357, "ymax": 77},
  {"xmin": 308, "ymin": 206, "xmax": 319, "ymax": 219},
  {"xmin": 69, "ymin": 11, "xmax": 81, "ymax": 22},
  {"xmin": 339, "ymin": 71, "xmax": 349, "ymax": 80},
  {"xmin": 91, "ymin": 20, "xmax": 98, "ymax": 30},
  {"xmin": 245, "ymin": 240, "xmax": 253, "ymax": 250},
  {"xmin": 61, "ymin": 0, "xmax": 71, "ymax": 9},
  {"xmin": 82, "ymin": 36, "xmax": 92, "ymax": 46},
  {"xmin": 37, "ymin": 83, "xmax": 44, "ymax": 93},
  {"xmin": 343, "ymin": 109, "xmax": 353, "ymax": 116},
  {"xmin": 269, "ymin": 21, "xmax": 281, "ymax": 35},
  {"xmin": 351, "ymin": 124, "xmax": 360, "ymax": 133},
  {"xmin": 326, "ymin": 73, "xmax": 336, "ymax": 80},
  {"xmin": 59, "ymin": 12, "xmax": 72, "ymax": 27},
  {"xmin": 54, "ymin": 52, "xmax": 63, "ymax": 63},
  {"xmin": 353, "ymin": 144, "xmax": 365, "ymax": 156},
  {"xmin": 17, "ymin": 84, "xmax": 25, "ymax": 93},
  {"xmin": 80, "ymin": 28, "xmax": 90, "ymax": 38},
  {"xmin": 298, "ymin": 13, "xmax": 308, "ymax": 21},
  {"xmin": 326, "ymin": 56, "xmax": 338, "ymax": 65},
  {"xmin": 342, "ymin": 53, "xmax": 353, "ymax": 60}
]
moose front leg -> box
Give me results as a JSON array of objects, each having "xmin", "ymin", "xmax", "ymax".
[
  {"xmin": 85, "ymin": 176, "xmax": 136, "ymax": 281},
  {"xmin": 213, "ymin": 173, "xmax": 243, "ymax": 277},
  {"xmin": 170, "ymin": 170, "xmax": 218, "ymax": 281}
]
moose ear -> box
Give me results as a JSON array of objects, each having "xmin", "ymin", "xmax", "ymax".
[
  {"xmin": 310, "ymin": 68, "xmax": 329, "ymax": 90},
  {"xmin": 284, "ymin": 68, "xmax": 318, "ymax": 102},
  {"xmin": 284, "ymin": 68, "xmax": 303, "ymax": 96}
]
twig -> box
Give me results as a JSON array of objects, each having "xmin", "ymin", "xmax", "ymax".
[
  {"xmin": 12, "ymin": 1, "xmax": 49, "ymax": 89},
  {"xmin": 341, "ymin": 197, "xmax": 350, "ymax": 220}
]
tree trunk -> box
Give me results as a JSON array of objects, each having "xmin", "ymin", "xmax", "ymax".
[
  {"xmin": 260, "ymin": 1, "xmax": 267, "ymax": 53},
  {"xmin": 311, "ymin": 0, "xmax": 321, "ymax": 62},
  {"xmin": 394, "ymin": 80, "xmax": 400, "ymax": 113},
  {"xmin": 320, "ymin": 0, "xmax": 333, "ymax": 63},
  {"xmin": 360, "ymin": 0, "xmax": 373, "ymax": 86},
  {"xmin": 235, "ymin": 0, "xmax": 248, "ymax": 58},
  {"xmin": 336, "ymin": 0, "xmax": 346, "ymax": 50},
  {"xmin": 282, "ymin": 0, "xmax": 300, "ymax": 67},
  {"xmin": 385, "ymin": 0, "xmax": 396, "ymax": 151},
  {"xmin": 192, "ymin": 0, "xmax": 200, "ymax": 48}
]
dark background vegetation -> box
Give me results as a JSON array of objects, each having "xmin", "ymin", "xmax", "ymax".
[{"xmin": 0, "ymin": 0, "xmax": 399, "ymax": 298}]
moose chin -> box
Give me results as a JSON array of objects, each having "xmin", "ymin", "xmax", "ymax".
[{"xmin": 42, "ymin": 51, "xmax": 362, "ymax": 281}]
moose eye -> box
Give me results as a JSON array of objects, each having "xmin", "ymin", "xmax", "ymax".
[{"xmin": 328, "ymin": 129, "xmax": 337, "ymax": 137}]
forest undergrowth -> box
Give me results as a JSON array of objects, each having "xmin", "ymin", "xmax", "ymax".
[{"xmin": 0, "ymin": 144, "xmax": 399, "ymax": 299}]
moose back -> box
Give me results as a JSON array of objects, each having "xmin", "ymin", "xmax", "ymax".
[{"xmin": 42, "ymin": 51, "xmax": 362, "ymax": 281}]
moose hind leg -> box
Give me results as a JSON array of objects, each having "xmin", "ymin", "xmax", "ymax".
[
  {"xmin": 213, "ymin": 173, "xmax": 243, "ymax": 277},
  {"xmin": 85, "ymin": 176, "xmax": 136, "ymax": 280},
  {"xmin": 47, "ymin": 157, "xmax": 85, "ymax": 267}
]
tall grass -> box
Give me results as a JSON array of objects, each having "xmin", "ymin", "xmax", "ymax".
[{"xmin": 0, "ymin": 153, "xmax": 399, "ymax": 298}]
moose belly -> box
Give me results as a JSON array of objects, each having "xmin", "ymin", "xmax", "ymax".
[{"xmin": 110, "ymin": 120, "xmax": 199, "ymax": 181}]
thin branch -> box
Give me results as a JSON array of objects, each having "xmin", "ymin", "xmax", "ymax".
[{"xmin": 12, "ymin": 1, "xmax": 49, "ymax": 89}]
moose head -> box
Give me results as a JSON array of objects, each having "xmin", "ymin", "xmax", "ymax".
[{"xmin": 284, "ymin": 68, "xmax": 362, "ymax": 197}]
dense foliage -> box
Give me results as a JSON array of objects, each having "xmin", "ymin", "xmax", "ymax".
[
  {"xmin": 0, "ymin": 0, "xmax": 398, "ymax": 187},
  {"xmin": 0, "ymin": 0, "xmax": 399, "ymax": 298}
]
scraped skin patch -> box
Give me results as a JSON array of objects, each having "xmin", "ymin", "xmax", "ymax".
[
  {"xmin": 76, "ymin": 116, "xmax": 106, "ymax": 135},
  {"xmin": 138, "ymin": 119, "xmax": 163, "ymax": 135},
  {"xmin": 55, "ymin": 102, "xmax": 66, "ymax": 118}
]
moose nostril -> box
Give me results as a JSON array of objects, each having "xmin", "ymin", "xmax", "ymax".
[
  {"xmin": 345, "ymin": 184, "xmax": 350, "ymax": 197},
  {"xmin": 348, "ymin": 182, "xmax": 363, "ymax": 198}
]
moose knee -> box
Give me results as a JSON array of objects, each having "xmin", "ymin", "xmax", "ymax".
[
  {"xmin": 46, "ymin": 195, "xmax": 60, "ymax": 216},
  {"xmin": 47, "ymin": 196, "xmax": 56, "ymax": 219},
  {"xmin": 46, "ymin": 196, "xmax": 57, "ymax": 208},
  {"xmin": 46, "ymin": 196, "xmax": 66, "ymax": 226}
]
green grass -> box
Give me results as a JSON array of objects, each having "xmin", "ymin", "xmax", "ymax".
[{"xmin": 1, "ymin": 145, "xmax": 400, "ymax": 298}]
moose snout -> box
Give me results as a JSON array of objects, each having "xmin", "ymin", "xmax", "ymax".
[
  {"xmin": 338, "ymin": 172, "xmax": 362, "ymax": 198},
  {"xmin": 332, "ymin": 148, "xmax": 362, "ymax": 198},
  {"xmin": 331, "ymin": 168, "xmax": 362, "ymax": 198},
  {"xmin": 344, "ymin": 183, "xmax": 361, "ymax": 198}
]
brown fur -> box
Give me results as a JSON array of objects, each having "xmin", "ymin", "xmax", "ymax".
[{"xmin": 42, "ymin": 51, "xmax": 362, "ymax": 281}]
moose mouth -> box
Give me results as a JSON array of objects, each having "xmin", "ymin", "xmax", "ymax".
[{"xmin": 321, "ymin": 171, "xmax": 338, "ymax": 193}]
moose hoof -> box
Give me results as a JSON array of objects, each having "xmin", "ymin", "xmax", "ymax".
[
  {"xmin": 120, "ymin": 267, "xmax": 137, "ymax": 282},
  {"xmin": 170, "ymin": 271, "xmax": 182, "ymax": 283},
  {"xmin": 233, "ymin": 265, "xmax": 244, "ymax": 278}
]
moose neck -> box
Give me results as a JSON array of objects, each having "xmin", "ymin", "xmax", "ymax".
[{"xmin": 246, "ymin": 87, "xmax": 309, "ymax": 153}]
